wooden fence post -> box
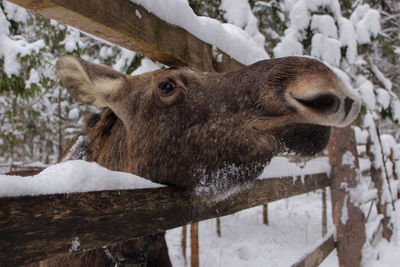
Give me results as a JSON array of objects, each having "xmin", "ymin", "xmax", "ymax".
[
  {"xmin": 216, "ymin": 217, "xmax": 222, "ymax": 237},
  {"xmin": 182, "ymin": 225, "xmax": 187, "ymax": 265},
  {"xmin": 190, "ymin": 223, "xmax": 199, "ymax": 267},
  {"xmin": 263, "ymin": 203, "xmax": 269, "ymax": 225},
  {"xmin": 328, "ymin": 126, "xmax": 366, "ymax": 267},
  {"xmin": 322, "ymin": 188, "xmax": 327, "ymax": 237}
]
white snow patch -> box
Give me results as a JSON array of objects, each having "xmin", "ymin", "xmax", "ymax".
[
  {"xmin": 3, "ymin": 0, "xmax": 28, "ymax": 23},
  {"xmin": 338, "ymin": 17, "xmax": 357, "ymax": 63},
  {"xmin": 351, "ymin": 5, "xmax": 381, "ymax": 45},
  {"xmin": 220, "ymin": 0, "xmax": 265, "ymax": 48},
  {"xmin": 353, "ymin": 126, "xmax": 369, "ymax": 144},
  {"xmin": 341, "ymin": 151, "xmax": 356, "ymax": 169},
  {"xmin": 258, "ymin": 156, "xmax": 330, "ymax": 179},
  {"xmin": 376, "ymin": 89, "xmax": 391, "ymax": 110},
  {"xmin": 310, "ymin": 34, "xmax": 341, "ymax": 66},
  {"xmin": 0, "ymin": 8, "xmax": 45, "ymax": 75},
  {"xmin": 358, "ymin": 78, "xmax": 376, "ymax": 111},
  {"xmin": 371, "ymin": 65, "xmax": 392, "ymax": 91},
  {"xmin": 69, "ymin": 237, "xmax": 80, "ymax": 253},
  {"xmin": 0, "ymin": 160, "xmax": 162, "ymax": 196},
  {"xmin": 341, "ymin": 195, "xmax": 349, "ymax": 224},
  {"xmin": 113, "ymin": 47, "xmax": 137, "ymax": 73},
  {"xmin": 311, "ymin": 15, "xmax": 338, "ymax": 38},
  {"xmin": 131, "ymin": 58, "xmax": 162, "ymax": 75},
  {"xmin": 135, "ymin": 9, "xmax": 142, "ymax": 19}
]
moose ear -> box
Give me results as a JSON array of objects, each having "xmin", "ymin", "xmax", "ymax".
[{"xmin": 56, "ymin": 56, "xmax": 126, "ymax": 108}]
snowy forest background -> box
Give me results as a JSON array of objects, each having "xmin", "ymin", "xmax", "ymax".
[
  {"xmin": 1, "ymin": 0, "xmax": 399, "ymax": 170},
  {"xmin": 1, "ymin": 0, "xmax": 400, "ymax": 266}
]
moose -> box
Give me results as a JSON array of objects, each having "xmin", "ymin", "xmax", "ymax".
[
  {"xmin": 57, "ymin": 55, "xmax": 360, "ymax": 196},
  {"xmin": 35, "ymin": 55, "xmax": 360, "ymax": 266}
]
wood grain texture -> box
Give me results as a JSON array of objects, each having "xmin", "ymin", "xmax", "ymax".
[
  {"xmin": 328, "ymin": 126, "xmax": 366, "ymax": 267},
  {"xmin": 8, "ymin": 0, "xmax": 244, "ymax": 72},
  {"xmin": 0, "ymin": 174, "xmax": 329, "ymax": 266}
]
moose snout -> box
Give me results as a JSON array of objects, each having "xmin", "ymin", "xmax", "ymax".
[
  {"xmin": 344, "ymin": 97, "xmax": 355, "ymax": 119},
  {"xmin": 288, "ymin": 90, "xmax": 361, "ymax": 127},
  {"xmin": 293, "ymin": 93, "xmax": 341, "ymax": 115}
]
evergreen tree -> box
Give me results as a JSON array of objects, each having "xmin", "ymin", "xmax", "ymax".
[{"xmin": 0, "ymin": 0, "xmax": 143, "ymax": 169}]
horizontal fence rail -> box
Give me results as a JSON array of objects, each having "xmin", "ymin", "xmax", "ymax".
[{"xmin": 0, "ymin": 173, "xmax": 329, "ymax": 266}]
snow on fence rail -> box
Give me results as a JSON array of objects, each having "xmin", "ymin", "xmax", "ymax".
[
  {"xmin": 2, "ymin": 1, "xmax": 398, "ymax": 267},
  {"xmin": 0, "ymin": 173, "xmax": 328, "ymax": 266}
]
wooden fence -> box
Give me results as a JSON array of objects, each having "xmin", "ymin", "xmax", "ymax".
[{"xmin": 1, "ymin": 1, "xmax": 398, "ymax": 266}]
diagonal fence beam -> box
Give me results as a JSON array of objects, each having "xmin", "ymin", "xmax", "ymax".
[
  {"xmin": 8, "ymin": 0, "xmax": 244, "ymax": 73},
  {"xmin": 0, "ymin": 173, "xmax": 329, "ymax": 266}
]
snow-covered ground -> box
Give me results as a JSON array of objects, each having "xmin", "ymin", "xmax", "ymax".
[
  {"xmin": 166, "ymin": 192, "xmax": 400, "ymax": 267},
  {"xmin": 167, "ymin": 190, "xmax": 334, "ymax": 267}
]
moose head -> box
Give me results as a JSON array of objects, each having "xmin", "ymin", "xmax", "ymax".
[{"xmin": 57, "ymin": 56, "xmax": 360, "ymax": 197}]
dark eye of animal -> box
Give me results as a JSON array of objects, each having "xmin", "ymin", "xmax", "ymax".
[{"xmin": 160, "ymin": 81, "xmax": 176, "ymax": 96}]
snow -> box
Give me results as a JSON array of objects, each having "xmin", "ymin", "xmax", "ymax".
[
  {"xmin": 311, "ymin": 15, "xmax": 338, "ymax": 38},
  {"xmin": 341, "ymin": 151, "xmax": 356, "ymax": 169},
  {"xmin": 274, "ymin": 0, "xmax": 343, "ymax": 59},
  {"xmin": 167, "ymin": 190, "xmax": 335, "ymax": 267},
  {"xmin": 358, "ymin": 78, "xmax": 377, "ymax": 111},
  {"xmin": 338, "ymin": 17, "xmax": 357, "ymax": 63},
  {"xmin": 350, "ymin": 5, "xmax": 381, "ymax": 45},
  {"xmin": 69, "ymin": 237, "xmax": 80, "ymax": 253},
  {"xmin": 311, "ymin": 34, "xmax": 342, "ymax": 66},
  {"xmin": 131, "ymin": 0, "xmax": 269, "ymax": 66},
  {"xmin": 0, "ymin": 160, "xmax": 162, "ymax": 197},
  {"xmin": 131, "ymin": 58, "xmax": 163, "ymax": 75},
  {"xmin": 341, "ymin": 195, "xmax": 349, "ymax": 224},
  {"xmin": 113, "ymin": 47, "xmax": 137, "ymax": 73},
  {"xmin": 220, "ymin": 0, "xmax": 265, "ymax": 48},
  {"xmin": 354, "ymin": 126, "xmax": 369, "ymax": 144},
  {"xmin": 390, "ymin": 96, "xmax": 400, "ymax": 122},
  {"xmin": 259, "ymin": 156, "xmax": 330, "ymax": 178},
  {"xmin": 2, "ymin": 0, "xmax": 28, "ymax": 23},
  {"xmin": 376, "ymin": 88, "xmax": 391, "ymax": 110},
  {"xmin": 166, "ymin": 194, "xmax": 400, "ymax": 267},
  {"xmin": 1, "ymin": 1, "xmax": 400, "ymax": 266},
  {"xmin": 135, "ymin": 9, "xmax": 142, "ymax": 19},
  {"xmin": 371, "ymin": 65, "xmax": 392, "ymax": 91},
  {"xmin": 0, "ymin": 7, "xmax": 45, "ymax": 75}
]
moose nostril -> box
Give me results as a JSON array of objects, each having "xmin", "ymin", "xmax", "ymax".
[
  {"xmin": 344, "ymin": 97, "xmax": 354, "ymax": 118},
  {"xmin": 295, "ymin": 94, "xmax": 340, "ymax": 114}
]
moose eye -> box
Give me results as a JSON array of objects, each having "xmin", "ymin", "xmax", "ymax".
[{"xmin": 160, "ymin": 81, "xmax": 176, "ymax": 96}]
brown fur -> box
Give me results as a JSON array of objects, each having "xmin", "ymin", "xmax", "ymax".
[{"xmin": 57, "ymin": 56, "xmax": 360, "ymax": 195}]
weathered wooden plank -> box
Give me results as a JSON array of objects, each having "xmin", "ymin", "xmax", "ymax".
[
  {"xmin": 291, "ymin": 234, "xmax": 335, "ymax": 267},
  {"xmin": 0, "ymin": 173, "xmax": 329, "ymax": 266},
  {"xmin": 328, "ymin": 126, "xmax": 366, "ymax": 267},
  {"xmin": 8, "ymin": 0, "xmax": 244, "ymax": 73}
]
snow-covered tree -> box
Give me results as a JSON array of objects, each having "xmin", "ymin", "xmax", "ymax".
[{"xmin": 0, "ymin": 0, "xmax": 143, "ymax": 168}]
